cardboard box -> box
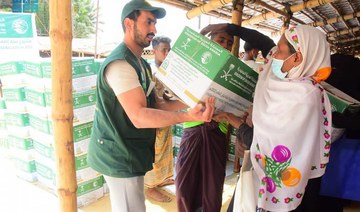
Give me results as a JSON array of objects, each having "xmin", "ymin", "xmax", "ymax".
[
  {"xmin": 156, "ymin": 26, "xmax": 258, "ymax": 115},
  {"xmin": 321, "ymin": 82, "xmax": 360, "ymax": 114},
  {"xmin": 0, "ymin": 61, "xmax": 26, "ymax": 86},
  {"xmin": 24, "ymin": 58, "xmax": 97, "ymax": 92}
]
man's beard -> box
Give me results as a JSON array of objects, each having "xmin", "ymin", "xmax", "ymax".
[{"xmin": 134, "ymin": 23, "xmax": 151, "ymax": 48}]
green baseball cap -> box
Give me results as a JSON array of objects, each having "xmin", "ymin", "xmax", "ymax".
[{"xmin": 121, "ymin": 0, "xmax": 166, "ymax": 24}]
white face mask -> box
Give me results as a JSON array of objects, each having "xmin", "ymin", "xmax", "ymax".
[{"xmin": 271, "ymin": 54, "xmax": 295, "ymax": 79}]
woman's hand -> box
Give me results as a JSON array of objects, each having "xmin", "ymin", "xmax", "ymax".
[
  {"xmin": 212, "ymin": 112, "xmax": 230, "ymax": 123},
  {"xmin": 213, "ymin": 111, "xmax": 247, "ymax": 129},
  {"xmin": 245, "ymin": 105, "xmax": 253, "ymax": 127},
  {"xmin": 235, "ymin": 142, "xmax": 248, "ymax": 158}
]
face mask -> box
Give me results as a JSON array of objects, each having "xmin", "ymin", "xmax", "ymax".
[{"xmin": 271, "ymin": 54, "xmax": 295, "ymax": 79}]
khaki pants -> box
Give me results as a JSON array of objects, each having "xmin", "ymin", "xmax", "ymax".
[{"xmin": 103, "ymin": 175, "xmax": 146, "ymax": 212}]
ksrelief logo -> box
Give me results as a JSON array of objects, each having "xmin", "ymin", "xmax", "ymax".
[
  {"xmin": 201, "ymin": 51, "xmax": 212, "ymax": 64},
  {"xmin": 12, "ymin": 18, "xmax": 29, "ymax": 34},
  {"xmin": 85, "ymin": 65, "xmax": 91, "ymax": 72},
  {"xmin": 220, "ymin": 64, "xmax": 235, "ymax": 81},
  {"xmin": 181, "ymin": 38, "xmax": 191, "ymax": 50},
  {"xmin": 88, "ymin": 95, "xmax": 94, "ymax": 102}
]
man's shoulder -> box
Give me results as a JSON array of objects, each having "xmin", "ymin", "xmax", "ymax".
[
  {"xmin": 107, "ymin": 42, "xmax": 129, "ymax": 59},
  {"xmin": 107, "ymin": 59, "xmax": 131, "ymax": 68}
]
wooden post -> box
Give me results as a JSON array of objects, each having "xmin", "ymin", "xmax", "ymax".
[
  {"xmin": 280, "ymin": 3, "xmax": 292, "ymax": 35},
  {"xmin": 94, "ymin": 0, "xmax": 100, "ymax": 58},
  {"xmin": 49, "ymin": 1, "xmax": 77, "ymax": 212},
  {"xmin": 231, "ymin": 0, "xmax": 244, "ymax": 173},
  {"xmin": 230, "ymin": 0, "xmax": 244, "ymax": 57}
]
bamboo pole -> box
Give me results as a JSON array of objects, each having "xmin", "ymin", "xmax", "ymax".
[
  {"xmin": 330, "ymin": 36, "xmax": 360, "ymax": 44},
  {"xmin": 272, "ymin": 11, "xmax": 360, "ymax": 37},
  {"xmin": 186, "ymin": 0, "xmax": 232, "ymax": 19},
  {"xmin": 231, "ymin": 0, "xmax": 244, "ymax": 173},
  {"xmin": 311, "ymin": 11, "xmax": 360, "ymax": 27},
  {"xmin": 94, "ymin": 0, "xmax": 100, "ymax": 58},
  {"xmin": 156, "ymin": 0, "xmax": 231, "ymax": 19},
  {"xmin": 49, "ymin": 0, "xmax": 77, "ymax": 212},
  {"xmin": 327, "ymin": 26, "xmax": 360, "ymax": 38},
  {"xmin": 231, "ymin": 0, "xmax": 244, "ymax": 57},
  {"xmin": 247, "ymin": 0, "xmax": 305, "ymax": 25},
  {"xmin": 242, "ymin": 0, "xmax": 335, "ymax": 26},
  {"xmin": 333, "ymin": 42, "xmax": 360, "ymax": 55}
]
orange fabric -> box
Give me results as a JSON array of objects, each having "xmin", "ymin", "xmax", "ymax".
[
  {"xmin": 144, "ymin": 126, "xmax": 174, "ymax": 188},
  {"xmin": 312, "ymin": 67, "xmax": 332, "ymax": 82}
]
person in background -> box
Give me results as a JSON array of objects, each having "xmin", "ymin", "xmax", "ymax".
[
  {"xmin": 174, "ymin": 30, "xmax": 233, "ymax": 212},
  {"xmin": 326, "ymin": 53, "xmax": 360, "ymax": 139},
  {"xmin": 87, "ymin": 1, "xmax": 215, "ymax": 212},
  {"xmin": 201, "ymin": 23, "xmax": 332, "ymax": 212},
  {"xmin": 174, "ymin": 29, "xmax": 237, "ymax": 212},
  {"xmin": 144, "ymin": 35, "xmax": 176, "ymax": 202},
  {"xmin": 232, "ymin": 41, "xmax": 262, "ymax": 172},
  {"xmin": 318, "ymin": 53, "xmax": 360, "ymax": 212},
  {"xmin": 212, "ymin": 40, "xmax": 274, "ymax": 212},
  {"xmin": 242, "ymin": 42, "xmax": 261, "ymax": 73},
  {"xmin": 210, "ymin": 30, "xmax": 234, "ymax": 51}
]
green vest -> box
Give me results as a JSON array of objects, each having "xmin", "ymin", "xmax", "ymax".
[{"xmin": 88, "ymin": 43, "xmax": 156, "ymax": 178}]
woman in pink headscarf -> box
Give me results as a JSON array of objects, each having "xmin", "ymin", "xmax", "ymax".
[{"xmin": 201, "ymin": 24, "xmax": 332, "ymax": 211}]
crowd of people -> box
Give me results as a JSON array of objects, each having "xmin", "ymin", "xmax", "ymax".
[{"xmin": 87, "ymin": 0, "xmax": 358, "ymax": 211}]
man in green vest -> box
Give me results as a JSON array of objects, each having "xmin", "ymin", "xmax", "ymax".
[{"xmin": 87, "ymin": 1, "xmax": 215, "ymax": 211}]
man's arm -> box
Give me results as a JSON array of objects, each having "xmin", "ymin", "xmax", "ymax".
[
  {"xmin": 106, "ymin": 60, "xmax": 214, "ymax": 128},
  {"xmin": 118, "ymin": 86, "xmax": 214, "ymax": 128},
  {"xmin": 227, "ymin": 24, "xmax": 275, "ymax": 57},
  {"xmin": 200, "ymin": 23, "xmax": 276, "ymax": 57},
  {"xmin": 154, "ymin": 96, "xmax": 188, "ymax": 111},
  {"xmin": 152, "ymin": 77, "xmax": 188, "ymax": 111}
]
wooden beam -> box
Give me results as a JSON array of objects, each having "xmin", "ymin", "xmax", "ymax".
[
  {"xmin": 186, "ymin": 0, "xmax": 233, "ymax": 19},
  {"xmin": 328, "ymin": 2, "xmax": 355, "ymax": 37},
  {"xmin": 156, "ymin": 0, "xmax": 231, "ymax": 20},
  {"xmin": 347, "ymin": 0, "xmax": 360, "ymax": 26},
  {"xmin": 310, "ymin": 11, "xmax": 360, "ymax": 27},
  {"xmin": 271, "ymin": 11, "xmax": 360, "ymax": 37},
  {"xmin": 327, "ymin": 26, "xmax": 360, "ymax": 38},
  {"xmin": 330, "ymin": 36, "xmax": 360, "ymax": 44},
  {"xmin": 247, "ymin": 0, "xmax": 306, "ymax": 24},
  {"xmin": 242, "ymin": 0, "xmax": 336, "ymax": 26},
  {"xmin": 49, "ymin": 0, "xmax": 77, "ymax": 212}
]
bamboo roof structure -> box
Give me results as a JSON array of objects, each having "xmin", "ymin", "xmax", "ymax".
[{"xmin": 155, "ymin": 0, "xmax": 360, "ymax": 56}]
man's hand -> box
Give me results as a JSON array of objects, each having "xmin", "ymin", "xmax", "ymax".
[
  {"xmin": 187, "ymin": 97, "xmax": 215, "ymax": 122},
  {"xmin": 200, "ymin": 24, "xmax": 228, "ymax": 37}
]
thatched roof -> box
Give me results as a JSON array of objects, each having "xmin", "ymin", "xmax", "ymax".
[{"xmin": 155, "ymin": 0, "xmax": 360, "ymax": 56}]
